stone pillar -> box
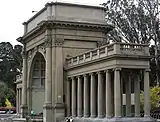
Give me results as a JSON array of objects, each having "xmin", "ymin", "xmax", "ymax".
[
  {"xmin": 114, "ymin": 68, "xmax": 121, "ymax": 117},
  {"xmin": 90, "ymin": 73, "xmax": 96, "ymax": 118},
  {"xmin": 105, "ymin": 70, "xmax": 112, "ymax": 118},
  {"xmin": 77, "ymin": 76, "xmax": 83, "ymax": 117},
  {"xmin": 16, "ymin": 89, "xmax": 19, "ymax": 113},
  {"xmin": 67, "ymin": 79, "xmax": 71, "ymax": 116},
  {"xmin": 121, "ymin": 75, "xmax": 124, "ymax": 116},
  {"xmin": 43, "ymin": 37, "xmax": 52, "ymax": 122},
  {"xmin": 98, "ymin": 71, "xmax": 104, "ymax": 118},
  {"xmin": 134, "ymin": 74, "xmax": 140, "ymax": 117},
  {"xmin": 144, "ymin": 69, "xmax": 150, "ymax": 117},
  {"xmin": 21, "ymin": 52, "xmax": 28, "ymax": 117},
  {"xmin": 126, "ymin": 74, "xmax": 131, "ymax": 117},
  {"xmin": 72, "ymin": 77, "xmax": 76, "ymax": 117},
  {"xmin": 54, "ymin": 38, "xmax": 65, "ymax": 118},
  {"xmin": 19, "ymin": 89, "xmax": 21, "ymax": 112},
  {"xmin": 84, "ymin": 74, "xmax": 89, "ymax": 117}
]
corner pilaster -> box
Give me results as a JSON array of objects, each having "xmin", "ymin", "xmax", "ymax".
[
  {"xmin": 21, "ymin": 50, "xmax": 28, "ymax": 118},
  {"xmin": 43, "ymin": 29, "xmax": 53, "ymax": 122}
]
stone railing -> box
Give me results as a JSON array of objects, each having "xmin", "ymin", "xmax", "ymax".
[
  {"xmin": 16, "ymin": 74, "xmax": 22, "ymax": 82},
  {"xmin": 66, "ymin": 42, "xmax": 149, "ymax": 67}
]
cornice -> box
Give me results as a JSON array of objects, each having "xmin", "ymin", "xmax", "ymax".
[{"xmin": 21, "ymin": 20, "xmax": 113, "ymax": 43}]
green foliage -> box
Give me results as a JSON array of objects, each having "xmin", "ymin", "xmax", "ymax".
[
  {"xmin": 0, "ymin": 84, "xmax": 16, "ymax": 107},
  {"xmin": 140, "ymin": 86, "xmax": 160, "ymax": 111},
  {"xmin": 102, "ymin": 0, "xmax": 160, "ymax": 44},
  {"xmin": 0, "ymin": 42, "xmax": 22, "ymax": 89}
]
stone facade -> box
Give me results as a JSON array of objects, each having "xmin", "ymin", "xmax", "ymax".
[{"xmin": 16, "ymin": 2, "xmax": 155, "ymax": 122}]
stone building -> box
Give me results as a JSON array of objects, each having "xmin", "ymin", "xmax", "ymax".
[{"xmin": 16, "ymin": 2, "xmax": 155, "ymax": 122}]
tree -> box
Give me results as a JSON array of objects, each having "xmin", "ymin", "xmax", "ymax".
[
  {"xmin": 102, "ymin": 0, "xmax": 160, "ymax": 85},
  {"xmin": 0, "ymin": 42, "xmax": 23, "ymax": 89},
  {"xmin": 140, "ymin": 86, "xmax": 160, "ymax": 111}
]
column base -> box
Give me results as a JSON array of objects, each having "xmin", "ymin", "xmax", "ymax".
[
  {"xmin": 43, "ymin": 103, "xmax": 53, "ymax": 122},
  {"xmin": 84, "ymin": 115, "xmax": 90, "ymax": 118},
  {"xmin": 20, "ymin": 104, "xmax": 28, "ymax": 118},
  {"xmin": 54, "ymin": 103, "xmax": 65, "ymax": 122},
  {"xmin": 90, "ymin": 115, "xmax": 97, "ymax": 118}
]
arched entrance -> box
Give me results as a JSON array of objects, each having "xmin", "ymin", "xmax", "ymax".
[{"xmin": 30, "ymin": 52, "xmax": 45, "ymax": 114}]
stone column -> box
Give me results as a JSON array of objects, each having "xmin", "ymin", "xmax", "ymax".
[
  {"xmin": 21, "ymin": 52, "xmax": 28, "ymax": 117},
  {"xmin": 67, "ymin": 79, "xmax": 71, "ymax": 116},
  {"xmin": 77, "ymin": 76, "xmax": 83, "ymax": 117},
  {"xmin": 98, "ymin": 71, "xmax": 104, "ymax": 118},
  {"xmin": 114, "ymin": 68, "xmax": 121, "ymax": 117},
  {"xmin": 16, "ymin": 89, "xmax": 19, "ymax": 113},
  {"xmin": 90, "ymin": 73, "xmax": 96, "ymax": 118},
  {"xmin": 72, "ymin": 77, "xmax": 76, "ymax": 117},
  {"xmin": 105, "ymin": 70, "xmax": 112, "ymax": 118},
  {"xmin": 134, "ymin": 74, "xmax": 140, "ymax": 117},
  {"xmin": 19, "ymin": 89, "xmax": 22, "ymax": 112},
  {"xmin": 43, "ymin": 37, "xmax": 52, "ymax": 122},
  {"xmin": 144, "ymin": 69, "xmax": 150, "ymax": 117},
  {"xmin": 126, "ymin": 74, "xmax": 131, "ymax": 117},
  {"xmin": 84, "ymin": 74, "xmax": 89, "ymax": 117}
]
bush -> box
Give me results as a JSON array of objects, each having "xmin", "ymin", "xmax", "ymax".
[
  {"xmin": 0, "ymin": 84, "xmax": 16, "ymax": 107},
  {"xmin": 140, "ymin": 86, "xmax": 160, "ymax": 111}
]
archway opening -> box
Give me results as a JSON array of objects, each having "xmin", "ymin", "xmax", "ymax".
[{"xmin": 31, "ymin": 52, "xmax": 45, "ymax": 114}]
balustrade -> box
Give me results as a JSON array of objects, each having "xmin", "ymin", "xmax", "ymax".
[{"xmin": 66, "ymin": 42, "xmax": 149, "ymax": 67}]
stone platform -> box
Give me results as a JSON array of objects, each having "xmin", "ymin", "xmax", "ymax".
[{"xmin": 71, "ymin": 117, "xmax": 157, "ymax": 122}]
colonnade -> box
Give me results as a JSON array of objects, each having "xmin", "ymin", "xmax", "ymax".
[
  {"xmin": 16, "ymin": 88, "xmax": 22, "ymax": 113},
  {"xmin": 66, "ymin": 68, "xmax": 150, "ymax": 118}
]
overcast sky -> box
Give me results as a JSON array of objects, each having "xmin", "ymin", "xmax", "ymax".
[{"xmin": 0, "ymin": 0, "xmax": 106, "ymax": 45}]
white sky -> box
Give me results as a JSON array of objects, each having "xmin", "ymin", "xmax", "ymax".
[{"xmin": 0, "ymin": 0, "xmax": 106, "ymax": 45}]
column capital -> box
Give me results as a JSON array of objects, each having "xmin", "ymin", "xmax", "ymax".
[
  {"xmin": 76, "ymin": 75, "xmax": 82, "ymax": 78},
  {"xmin": 145, "ymin": 68, "xmax": 151, "ymax": 72},
  {"xmin": 114, "ymin": 68, "xmax": 121, "ymax": 71},
  {"xmin": 96, "ymin": 71, "xmax": 104, "ymax": 74},
  {"xmin": 104, "ymin": 69, "xmax": 112, "ymax": 73},
  {"xmin": 45, "ymin": 38, "xmax": 52, "ymax": 48},
  {"xmin": 54, "ymin": 38, "xmax": 64, "ymax": 46},
  {"xmin": 89, "ymin": 72, "xmax": 96, "ymax": 76},
  {"xmin": 71, "ymin": 76, "xmax": 76, "ymax": 81},
  {"xmin": 83, "ymin": 74, "xmax": 89, "ymax": 77}
]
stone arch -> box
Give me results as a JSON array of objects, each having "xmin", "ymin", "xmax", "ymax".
[{"xmin": 28, "ymin": 52, "xmax": 46, "ymax": 114}]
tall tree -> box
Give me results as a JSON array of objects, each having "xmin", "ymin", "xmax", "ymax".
[
  {"xmin": 0, "ymin": 42, "xmax": 22, "ymax": 88},
  {"xmin": 102, "ymin": 0, "xmax": 160, "ymax": 85}
]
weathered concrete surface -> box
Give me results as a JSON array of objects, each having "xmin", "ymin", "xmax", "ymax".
[{"xmin": 71, "ymin": 117, "xmax": 157, "ymax": 122}]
